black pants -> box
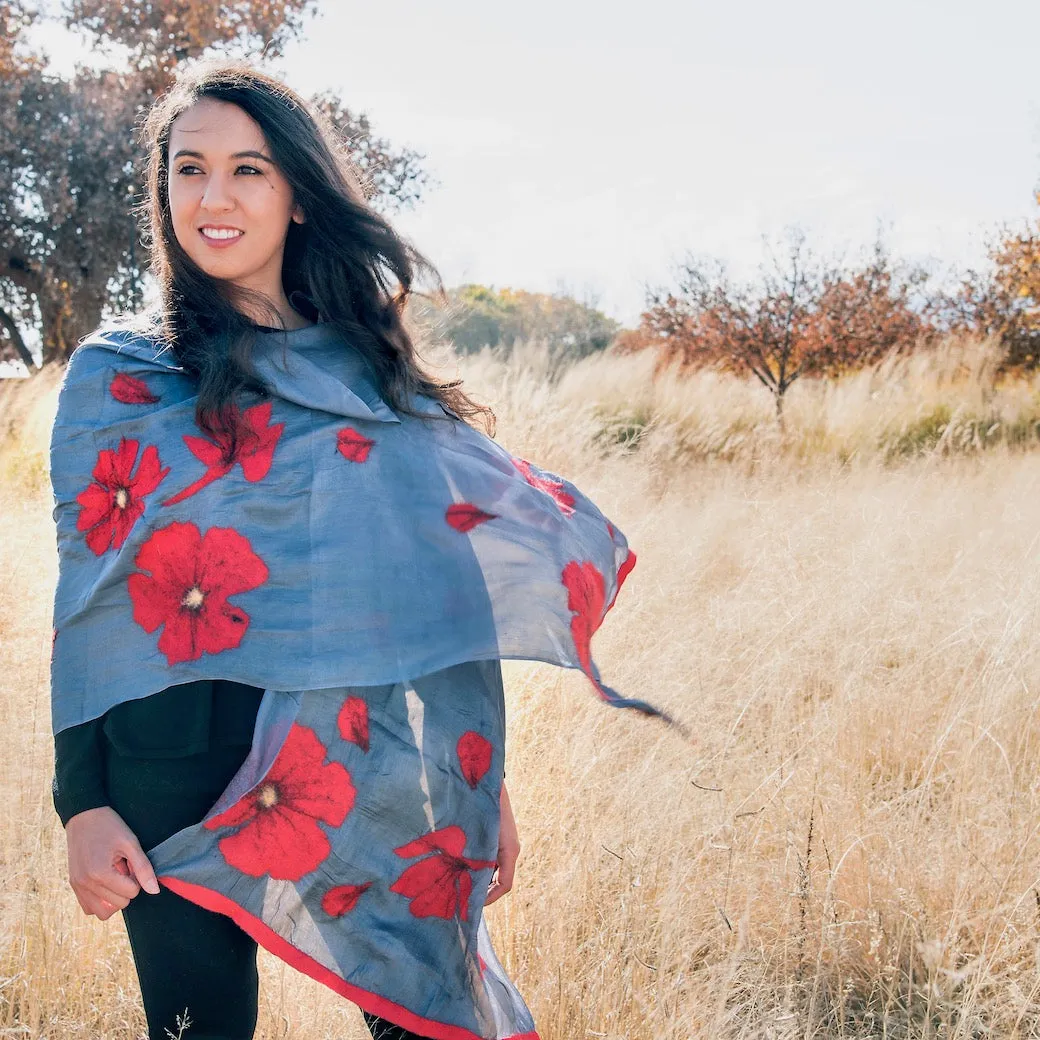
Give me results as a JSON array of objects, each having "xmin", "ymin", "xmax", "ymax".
[{"xmin": 106, "ymin": 742, "xmax": 429, "ymax": 1040}]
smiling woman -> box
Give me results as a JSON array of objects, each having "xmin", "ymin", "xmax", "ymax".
[
  {"xmin": 167, "ymin": 101, "xmax": 309, "ymax": 326},
  {"xmin": 48, "ymin": 57, "xmax": 664, "ymax": 1040}
]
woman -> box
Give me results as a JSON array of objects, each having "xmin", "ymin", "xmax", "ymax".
[{"xmin": 50, "ymin": 59, "xmax": 668, "ymax": 1040}]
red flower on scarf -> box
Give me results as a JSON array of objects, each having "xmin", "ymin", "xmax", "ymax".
[
  {"xmin": 457, "ymin": 731, "xmax": 492, "ymax": 788},
  {"xmin": 561, "ymin": 560, "xmax": 608, "ymax": 677},
  {"xmin": 446, "ymin": 503, "xmax": 498, "ymax": 532},
  {"xmin": 127, "ymin": 521, "xmax": 268, "ymax": 665},
  {"xmin": 204, "ymin": 724, "xmax": 355, "ymax": 881},
  {"xmin": 390, "ymin": 825, "xmax": 496, "ymax": 920},
  {"xmin": 110, "ymin": 372, "xmax": 160, "ymax": 404},
  {"xmin": 511, "ymin": 457, "xmax": 576, "ymax": 517},
  {"xmin": 75, "ymin": 438, "xmax": 170, "ymax": 555},
  {"xmin": 162, "ymin": 401, "xmax": 284, "ymax": 506},
  {"xmin": 337, "ymin": 695, "xmax": 370, "ymax": 752},
  {"xmin": 337, "ymin": 427, "xmax": 375, "ymax": 463},
  {"xmin": 321, "ymin": 881, "xmax": 372, "ymax": 917}
]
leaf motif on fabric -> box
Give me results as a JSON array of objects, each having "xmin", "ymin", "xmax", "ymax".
[
  {"xmin": 336, "ymin": 427, "xmax": 375, "ymax": 463},
  {"xmin": 456, "ymin": 731, "xmax": 493, "ymax": 789},
  {"xmin": 561, "ymin": 560, "xmax": 608, "ymax": 678},
  {"xmin": 510, "ymin": 456, "xmax": 576, "ymax": 516},
  {"xmin": 203, "ymin": 723, "xmax": 355, "ymax": 882},
  {"xmin": 110, "ymin": 371, "xmax": 160, "ymax": 404},
  {"xmin": 321, "ymin": 881, "xmax": 372, "ymax": 917},
  {"xmin": 389, "ymin": 825, "xmax": 496, "ymax": 921},
  {"xmin": 127, "ymin": 521, "xmax": 268, "ymax": 665},
  {"xmin": 337, "ymin": 695, "xmax": 370, "ymax": 752},
  {"xmin": 445, "ymin": 503, "xmax": 498, "ymax": 532},
  {"xmin": 162, "ymin": 401, "xmax": 284, "ymax": 506},
  {"xmin": 75, "ymin": 437, "xmax": 170, "ymax": 555}
]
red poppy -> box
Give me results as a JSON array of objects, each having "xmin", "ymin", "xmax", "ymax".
[
  {"xmin": 127, "ymin": 521, "xmax": 269, "ymax": 665},
  {"xmin": 204, "ymin": 724, "xmax": 356, "ymax": 881},
  {"xmin": 336, "ymin": 427, "xmax": 375, "ymax": 463},
  {"xmin": 561, "ymin": 560, "xmax": 608, "ymax": 678},
  {"xmin": 457, "ymin": 731, "xmax": 492, "ymax": 788},
  {"xmin": 110, "ymin": 371, "xmax": 160, "ymax": 404},
  {"xmin": 75, "ymin": 438, "xmax": 170, "ymax": 556},
  {"xmin": 321, "ymin": 881, "xmax": 372, "ymax": 917},
  {"xmin": 162, "ymin": 401, "xmax": 284, "ymax": 506},
  {"xmin": 390, "ymin": 825, "xmax": 496, "ymax": 921},
  {"xmin": 446, "ymin": 503, "xmax": 498, "ymax": 532},
  {"xmin": 511, "ymin": 457, "xmax": 576, "ymax": 517},
  {"xmin": 337, "ymin": 695, "xmax": 370, "ymax": 752}
]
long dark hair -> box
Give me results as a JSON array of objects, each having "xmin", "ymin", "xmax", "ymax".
[{"xmin": 139, "ymin": 58, "xmax": 495, "ymax": 440}]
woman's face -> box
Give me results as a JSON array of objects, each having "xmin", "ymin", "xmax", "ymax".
[{"xmin": 167, "ymin": 98, "xmax": 304, "ymax": 295}]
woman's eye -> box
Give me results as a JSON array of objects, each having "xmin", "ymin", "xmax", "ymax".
[
  {"xmin": 176, "ymin": 165, "xmax": 200, "ymax": 175},
  {"xmin": 237, "ymin": 165, "xmax": 261, "ymax": 175}
]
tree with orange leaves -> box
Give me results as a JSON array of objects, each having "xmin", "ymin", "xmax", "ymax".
[
  {"xmin": 943, "ymin": 189, "xmax": 1040, "ymax": 370},
  {"xmin": 617, "ymin": 229, "xmax": 935, "ymax": 422}
]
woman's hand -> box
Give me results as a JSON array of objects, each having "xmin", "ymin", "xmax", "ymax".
[
  {"xmin": 485, "ymin": 781, "xmax": 520, "ymax": 907},
  {"xmin": 65, "ymin": 806, "xmax": 160, "ymax": 920}
]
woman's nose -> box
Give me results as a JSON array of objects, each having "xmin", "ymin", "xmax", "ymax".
[{"xmin": 200, "ymin": 174, "xmax": 234, "ymax": 213}]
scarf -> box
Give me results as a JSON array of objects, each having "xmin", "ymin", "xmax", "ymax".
[{"xmin": 49, "ymin": 317, "xmax": 672, "ymax": 1040}]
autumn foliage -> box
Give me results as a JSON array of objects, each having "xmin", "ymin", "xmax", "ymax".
[
  {"xmin": 943, "ymin": 190, "xmax": 1040, "ymax": 370},
  {"xmin": 616, "ymin": 230, "xmax": 936, "ymax": 417}
]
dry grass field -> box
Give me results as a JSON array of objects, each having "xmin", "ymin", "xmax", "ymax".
[{"xmin": 3, "ymin": 339, "xmax": 1040, "ymax": 1038}]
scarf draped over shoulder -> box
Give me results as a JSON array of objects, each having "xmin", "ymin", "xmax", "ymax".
[{"xmin": 48, "ymin": 318, "xmax": 671, "ymax": 1040}]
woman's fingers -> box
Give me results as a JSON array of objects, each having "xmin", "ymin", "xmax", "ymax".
[
  {"xmin": 73, "ymin": 879, "xmax": 132, "ymax": 919},
  {"xmin": 119, "ymin": 842, "xmax": 161, "ymax": 896},
  {"xmin": 485, "ymin": 840, "xmax": 520, "ymax": 906},
  {"xmin": 65, "ymin": 806, "xmax": 154, "ymax": 918}
]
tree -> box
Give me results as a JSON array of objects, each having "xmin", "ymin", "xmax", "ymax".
[
  {"xmin": 0, "ymin": 1, "xmax": 432, "ymax": 370},
  {"xmin": 616, "ymin": 229, "xmax": 935, "ymax": 422},
  {"xmin": 942, "ymin": 189, "xmax": 1040, "ymax": 370},
  {"xmin": 411, "ymin": 284, "xmax": 621, "ymax": 362}
]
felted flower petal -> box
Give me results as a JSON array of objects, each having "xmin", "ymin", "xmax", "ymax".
[
  {"xmin": 394, "ymin": 825, "xmax": 468, "ymax": 860},
  {"xmin": 110, "ymin": 372, "xmax": 159, "ymax": 404},
  {"xmin": 321, "ymin": 882, "xmax": 372, "ymax": 917},
  {"xmin": 457, "ymin": 731, "xmax": 493, "ymax": 789},
  {"xmin": 445, "ymin": 503, "xmax": 498, "ymax": 532},
  {"xmin": 337, "ymin": 695, "xmax": 370, "ymax": 752}
]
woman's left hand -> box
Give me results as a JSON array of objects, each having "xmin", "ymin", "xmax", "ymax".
[{"xmin": 485, "ymin": 781, "xmax": 520, "ymax": 907}]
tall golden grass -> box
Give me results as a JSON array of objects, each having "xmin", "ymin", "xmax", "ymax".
[{"xmin": 3, "ymin": 337, "xmax": 1040, "ymax": 1038}]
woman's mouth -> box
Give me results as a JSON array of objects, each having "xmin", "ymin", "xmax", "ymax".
[{"xmin": 199, "ymin": 226, "xmax": 244, "ymax": 249}]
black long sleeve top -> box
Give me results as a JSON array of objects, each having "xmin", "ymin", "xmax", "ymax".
[{"xmin": 52, "ymin": 679, "xmax": 266, "ymax": 826}]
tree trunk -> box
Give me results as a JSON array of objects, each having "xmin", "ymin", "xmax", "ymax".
[
  {"xmin": 39, "ymin": 293, "xmax": 102, "ymax": 367},
  {"xmin": 775, "ymin": 388, "xmax": 786, "ymax": 434},
  {"xmin": 0, "ymin": 305, "xmax": 35, "ymax": 369}
]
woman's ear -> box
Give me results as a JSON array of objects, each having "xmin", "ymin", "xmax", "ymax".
[{"xmin": 292, "ymin": 204, "xmax": 306, "ymax": 225}]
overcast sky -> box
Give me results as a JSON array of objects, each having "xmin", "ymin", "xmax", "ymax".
[{"xmin": 27, "ymin": 0, "xmax": 1040, "ymax": 327}]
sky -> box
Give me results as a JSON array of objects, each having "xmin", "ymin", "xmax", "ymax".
[{"xmin": 22, "ymin": 0, "xmax": 1040, "ymax": 330}]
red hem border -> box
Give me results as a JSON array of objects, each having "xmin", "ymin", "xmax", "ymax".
[{"xmin": 158, "ymin": 875, "xmax": 539, "ymax": 1040}]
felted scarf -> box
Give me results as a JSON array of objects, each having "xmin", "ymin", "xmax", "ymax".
[{"xmin": 48, "ymin": 317, "xmax": 670, "ymax": 1040}]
